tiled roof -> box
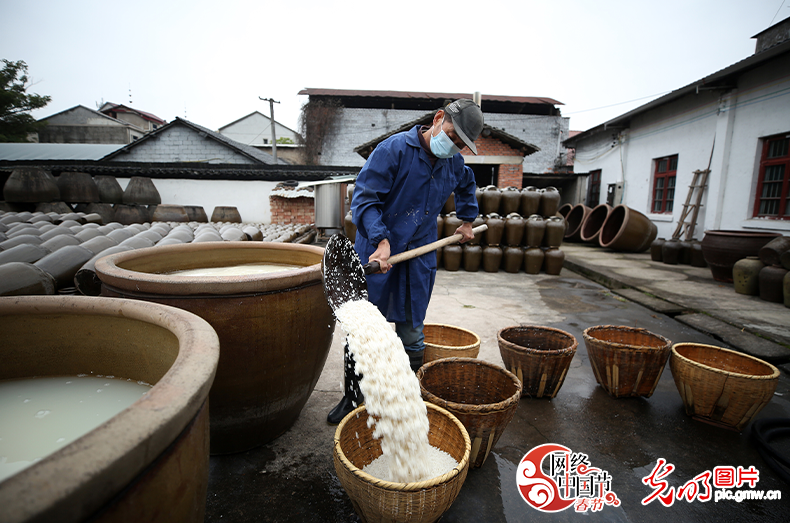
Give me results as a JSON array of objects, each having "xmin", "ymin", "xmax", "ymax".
[
  {"xmin": 299, "ymin": 88, "xmax": 562, "ymax": 106},
  {"xmin": 0, "ymin": 159, "xmax": 359, "ymax": 182},
  {"xmin": 100, "ymin": 102, "xmax": 167, "ymax": 124},
  {"xmin": 353, "ymin": 114, "xmax": 540, "ymax": 159}
]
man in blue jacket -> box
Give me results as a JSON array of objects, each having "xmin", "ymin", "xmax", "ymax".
[{"xmin": 328, "ymin": 99, "xmax": 483, "ymax": 424}]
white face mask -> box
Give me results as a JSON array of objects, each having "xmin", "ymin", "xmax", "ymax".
[{"xmin": 430, "ymin": 117, "xmax": 461, "ymax": 158}]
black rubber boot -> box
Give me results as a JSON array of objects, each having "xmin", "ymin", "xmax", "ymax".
[
  {"xmin": 407, "ymin": 349, "xmax": 425, "ymax": 373},
  {"xmin": 327, "ymin": 343, "xmax": 363, "ymax": 425}
]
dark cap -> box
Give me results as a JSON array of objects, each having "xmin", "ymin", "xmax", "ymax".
[{"xmin": 444, "ymin": 99, "xmax": 484, "ymax": 155}]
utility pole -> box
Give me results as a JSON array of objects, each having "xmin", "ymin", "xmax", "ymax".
[{"xmin": 258, "ymin": 96, "xmax": 280, "ymax": 163}]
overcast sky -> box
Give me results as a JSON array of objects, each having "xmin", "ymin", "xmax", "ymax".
[{"xmin": 2, "ymin": 0, "xmax": 787, "ymax": 136}]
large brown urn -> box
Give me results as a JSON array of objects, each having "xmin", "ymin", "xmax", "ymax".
[
  {"xmin": 95, "ymin": 242, "xmax": 335, "ymax": 454},
  {"xmin": 0, "ymin": 295, "xmax": 219, "ymax": 523}
]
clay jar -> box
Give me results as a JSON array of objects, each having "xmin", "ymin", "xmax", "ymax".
[
  {"xmin": 3, "ymin": 167, "xmax": 60, "ymax": 203},
  {"xmin": 651, "ymin": 238, "xmax": 666, "ymax": 262},
  {"xmin": 689, "ymin": 241, "xmax": 707, "ymax": 267},
  {"xmin": 503, "ymin": 246, "xmax": 523, "ymax": 273},
  {"xmin": 543, "ymin": 247, "xmax": 565, "ymax": 275},
  {"xmin": 436, "ymin": 214, "xmax": 444, "ymax": 240},
  {"xmin": 500, "ymin": 187, "xmax": 521, "ymax": 216},
  {"xmin": 94, "ymin": 175, "xmax": 124, "ymax": 203},
  {"xmin": 759, "ymin": 265, "xmax": 788, "ymax": 303},
  {"xmin": 733, "ymin": 256, "xmax": 764, "ymax": 295},
  {"xmin": 0, "ymin": 295, "xmax": 219, "ymax": 523},
  {"xmin": 483, "ymin": 245, "xmax": 502, "ymax": 272},
  {"xmin": 563, "ymin": 204, "xmax": 591, "ymax": 242},
  {"xmin": 520, "ymin": 186, "xmax": 540, "ymax": 217},
  {"xmin": 525, "ymin": 214, "xmax": 546, "ymax": 247},
  {"xmin": 701, "ymin": 230, "xmax": 781, "ymax": 283},
  {"xmin": 504, "ymin": 213, "xmax": 525, "ymax": 246},
  {"xmin": 599, "ymin": 205, "xmax": 656, "ymax": 253},
  {"xmin": 462, "ymin": 244, "xmax": 482, "ymax": 272},
  {"xmin": 95, "ymin": 242, "xmax": 335, "ymax": 454},
  {"xmin": 443, "ymin": 192, "xmax": 456, "ymax": 214},
  {"xmin": 543, "ymin": 216, "xmax": 565, "ymax": 248},
  {"xmin": 56, "ymin": 172, "xmax": 100, "ymax": 204},
  {"xmin": 759, "ymin": 236, "xmax": 790, "ymax": 266},
  {"xmin": 662, "ymin": 239, "xmax": 682, "ymax": 265},
  {"xmin": 443, "ymin": 244, "xmax": 462, "ymax": 271},
  {"xmin": 485, "ymin": 213, "xmax": 505, "ymax": 246},
  {"xmin": 538, "ymin": 187, "xmax": 560, "ymax": 217},
  {"xmin": 524, "ymin": 247, "xmax": 544, "ymax": 274},
  {"xmin": 580, "ymin": 204, "xmax": 612, "ymax": 244},
  {"xmin": 443, "ymin": 211, "xmax": 462, "ymax": 239},
  {"xmin": 469, "ymin": 215, "xmax": 486, "ymax": 245},
  {"xmin": 480, "ymin": 185, "xmax": 502, "ymax": 215},
  {"xmin": 344, "ymin": 211, "xmax": 356, "ymax": 241}
]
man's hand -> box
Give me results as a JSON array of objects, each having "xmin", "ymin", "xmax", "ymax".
[
  {"xmin": 455, "ymin": 222, "xmax": 474, "ymax": 243},
  {"xmin": 369, "ymin": 238, "xmax": 392, "ymax": 273}
]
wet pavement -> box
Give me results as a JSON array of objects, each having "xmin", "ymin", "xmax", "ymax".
[{"xmin": 205, "ymin": 263, "xmax": 790, "ymax": 522}]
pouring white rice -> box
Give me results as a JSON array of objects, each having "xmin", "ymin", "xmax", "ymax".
[{"xmin": 334, "ymin": 299, "xmax": 458, "ymax": 483}]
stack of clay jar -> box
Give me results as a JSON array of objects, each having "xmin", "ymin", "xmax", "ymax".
[
  {"xmin": 438, "ymin": 185, "xmax": 567, "ymax": 275},
  {"xmin": 731, "ymin": 236, "xmax": 790, "ymax": 307}
]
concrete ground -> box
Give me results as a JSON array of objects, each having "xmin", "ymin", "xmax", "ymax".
[{"xmin": 205, "ymin": 251, "xmax": 790, "ymax": 522}]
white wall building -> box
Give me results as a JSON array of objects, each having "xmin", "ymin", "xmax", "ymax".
[
  {"xmin": 297, "ymin": 89, "xmax": 573, "ymax": 190},
  {"xmin": 219, "ymin": 111, "xmax": 299, "ymax": 146},
  {"xmin": 565, "ymin": 17, "xmax": 790, "ymax": 239}
]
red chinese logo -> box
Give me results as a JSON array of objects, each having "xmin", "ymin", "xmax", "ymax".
[{"xmin": 517, "ymin": 443, "xmax": 621, "ymax": 513}]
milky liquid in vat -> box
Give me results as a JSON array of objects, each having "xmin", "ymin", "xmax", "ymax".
[
  {"xmin": 0, "ymin": 375, "xmax": 152, "ymax": 483},
  {"xmin": 334, "ymin": 300, "xmax": 458, "ymax": 483},
  {"xmin": 166, "ymin": 263, "xmax": 300, "ymax": 277}
]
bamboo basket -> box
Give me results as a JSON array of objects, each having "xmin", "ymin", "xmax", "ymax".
[
  {"xmin": 582, "ymin": 325, "xmax": 671, "ymax": 398},
  {"xmin": 423, "ymin": 324, "xmax": 480, "ymax": 363},
  {"xmin": 417, "ymin": 358, "xmax": 522, "ymax": 468},
  {"xmin": 333, "ymin": 403, "xmax": 471, "ymax": 523},
  {"xmin": 497, "ymin": 326, "xmax": 577, "ymax": 398},
  {"xmin": 670, "ymin": 343, "xmax": 779, "ymax": 431}
]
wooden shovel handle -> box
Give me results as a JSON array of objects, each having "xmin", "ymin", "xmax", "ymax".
[{"xmin": 364, "ymin": 224, "xmax": 487, "ymax": 274}]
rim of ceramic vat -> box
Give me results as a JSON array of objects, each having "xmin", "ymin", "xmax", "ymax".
[
  {"xmin": 0, "ymin": 295, "xmax": 220, "ymax": 523},
  {"xmin": 702, "ymin": 229, "xmax": 783, "ymax": 238},
  {"xmin": 671, "ymin": 342, "xmax": 780, "ymax": 380},
  {"xmin": 498, "ymin": 325, "xmax": 579, "ymax": 356},
  {"xmin": 598, "ymin": 205, "xmax": 634, "ymax": 248},
  {"xmin": 95, "ymin": 241, "xmax": 325, "ymax": 296},
  {"xmin": 333, "ymin": 402, "xmax": 471, "ymax": 492},
  {"xmin": 417, "ymin": 357, "xmax": 523, "ymax": 415},
  {"xmin": 564, "ymin": 204, "xmax": 590, "ymax": 239},
  {"xmin": 580, "ymin": 204, "xmax": 612, "ymax": 242}
]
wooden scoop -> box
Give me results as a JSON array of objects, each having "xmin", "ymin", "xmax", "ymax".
[{"xmin": 321, "ymin": 224, "xmax": 487, "ymax": 312}]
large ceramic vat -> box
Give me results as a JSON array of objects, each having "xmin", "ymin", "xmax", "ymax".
[
  {"xmin": 0, "ymin": 295, "xmax": 219, "ymax": 523},
  {"xmin": 700, "ymin": 230, "xmax": 782, "ymax": 283},
  {"xmin": 95, "ymin": 242, "xmax": 336, "ymax": 454}
]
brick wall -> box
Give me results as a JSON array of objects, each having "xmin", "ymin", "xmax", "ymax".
[
  {"xmin": 462, "ymin": 134, "xmax": 524, "ymax": 189},
  {"xmin": 269, "ymin": 195, "xmax": 315, "ymax": 225}
]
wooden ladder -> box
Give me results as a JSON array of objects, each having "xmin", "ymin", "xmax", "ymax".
[{"xmin": 672, "ymin": 168, "xmax": 709, "ymax": 240}]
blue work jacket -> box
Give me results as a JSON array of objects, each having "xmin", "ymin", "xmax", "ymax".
[{"xmin": 351, "ymin": 125, "xmax": 479, "ymax": 327}]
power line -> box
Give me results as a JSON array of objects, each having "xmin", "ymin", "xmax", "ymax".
[
  {"xmin": 770, "ymin": 0, "xmax": 787, "ymax": 25},
  {"xmin": 564, "ymin": 91, "xmax": 674, "ymax": 115}
]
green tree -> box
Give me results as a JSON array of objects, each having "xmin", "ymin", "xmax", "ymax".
[{"xmin": 0, "ymin": 59, "xmax": 51, "ymax": 142}]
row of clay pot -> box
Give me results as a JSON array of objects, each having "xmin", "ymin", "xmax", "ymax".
[
  {"xmin": 441, "ymin": 186, "xmax": 562, "ymax": 219},
  {"xmin": 649, "ymin": 238, "xmax": 707, "ymax": 267},
  {"xmin": 2, "ymin": 167, "xmax": 163, "ymax": 205},
  {"xmin": 563, "ymin": 203, "xmax": 657, "ymax": 253},
  {"xmin": 440, "ymin": 212, "xmax": 566, "ymax": 248},
  {"xmin": 733, "ymin": 256, "xmax": 790, "ymax": 306},
  {"xmin": 440, "ymin": 244, "xmax": 564, "ymax": 275},
  {"xmin": 0, "ymin": 211, "xmax": 316, "ymax": 297}
]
